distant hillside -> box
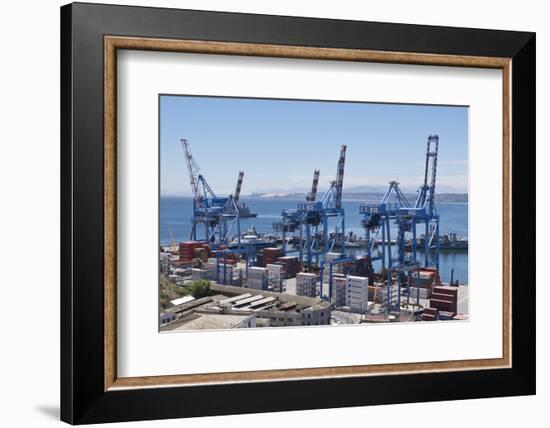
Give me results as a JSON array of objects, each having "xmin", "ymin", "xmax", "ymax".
[{"xmin": 248, "ymin": 192, "xmax": 468, "ymax": 203}]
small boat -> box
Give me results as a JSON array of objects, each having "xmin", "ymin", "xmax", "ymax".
[{"xmin": 228, "ymin": 226, "xmax": 276, "ymax": 249}]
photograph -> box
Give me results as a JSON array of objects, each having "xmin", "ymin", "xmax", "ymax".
[
  {"xmin": 55, "ymin": 2, "xmax": 536, "ymax": 424},
  {"xmin": 159, "ymin": 95, "xmax": 469, "ymax": 331}
]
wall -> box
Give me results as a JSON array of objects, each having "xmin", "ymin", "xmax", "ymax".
[{"xmin": 0, "ymin": 0, "xmax": 546, "ymax": 427}]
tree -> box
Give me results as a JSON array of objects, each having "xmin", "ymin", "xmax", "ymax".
[{"xmin": 188, "ymin": 280, "xmax": 211, "ymax": 298}]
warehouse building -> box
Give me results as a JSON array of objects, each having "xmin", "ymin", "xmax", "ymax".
[{"xmin": 160, "ymin": 283, "xmax": 331, "ymax": 330}]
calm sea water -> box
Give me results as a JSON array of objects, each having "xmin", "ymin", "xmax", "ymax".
[{"xmin": 160, "ymin": 197, "xmax": 469, "ymax": 284}]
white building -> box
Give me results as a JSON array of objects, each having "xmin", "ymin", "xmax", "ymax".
[{"xmin": 346, "ymin": 275, "xmax": 370, "ymax": 313}]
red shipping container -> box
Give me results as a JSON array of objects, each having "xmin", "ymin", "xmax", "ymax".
[
  {"xmin": 430, "ymin": 292, "xmax": 455, "ymax": 303},
  {"xmin": 430, "ymin": 299, "xmax": 455, "ymax": 313},
  {"xmin": 433, "ymin": 285, "xmax": 458, "ymax": 297},
  {"xmin": 424, "ymin": 307, "xmax": 438, "ymax": 316}
]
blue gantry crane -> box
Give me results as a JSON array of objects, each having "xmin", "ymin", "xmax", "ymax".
[
  {"xmin": 181, "ymin": 138, "xmax": 242, "ymax": 248},
  {"xmin": 359, "ymin": 135, "xmax": 440, "ymax": 313},
  {"xmin": 273, "ymin": 145, "xmax": 347, "ymax": 267},
  {"xmin": 414, "ymin": 134, "xmax": 440, "ymax": 268},
  {"xmin": 359, "ymin": 180, "xmax": 412, "ymax": 269}
]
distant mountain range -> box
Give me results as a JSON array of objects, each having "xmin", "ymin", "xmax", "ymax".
[{"xmin": 248, "ymin": 191, "xmax": 468, "ymax": 203}]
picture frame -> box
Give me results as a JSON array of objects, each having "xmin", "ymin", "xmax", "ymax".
[{"xmin": 61, "ymin": 2, "xmax": 535, "ymax": 424}]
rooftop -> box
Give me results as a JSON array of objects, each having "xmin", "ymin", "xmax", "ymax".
[
  {"xmin": 210, "ymin": 283, "xmax": 330, "ymax": 311},
  {"xmin": 163, "ymin": 312, "xmax": 254, "ymax": 331},
  {"xmin": 160, "ymin": 283, "xmax": 332, "ymax": 332}
]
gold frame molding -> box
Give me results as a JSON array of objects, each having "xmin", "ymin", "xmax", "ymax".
[{"xmin": 104, "ymin": 35, "xmax": 512, "ymax": 391}]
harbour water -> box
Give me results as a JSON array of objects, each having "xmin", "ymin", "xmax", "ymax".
[{"xmin": 160, "ymin": 196, "xmax": 469, "ymax": 285}]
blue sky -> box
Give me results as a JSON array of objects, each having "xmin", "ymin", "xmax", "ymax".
[{"xmin": 160, "ymin": 95, "xmax": 468, "ymax": 196}]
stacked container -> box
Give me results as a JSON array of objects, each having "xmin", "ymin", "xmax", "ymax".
[
  {"xmin": 266, "ymin": 264, "xmax": 284, "ymax": 292},
  {"xmin": 422, "ymin": 307, "xmax": 438, "ymax": 321},
  {"xmin": 261, "ymin": 247, "xmax": 283, "ymax": 267},
  {"xmin": 219, "ymin": 264, "xmax": 236, "ymax": 285},
  {"xmin": 346, "ymin": 275, "xmax": 370, "ymax": 313},
  {"xmin": 407, "ymin": 286, "xmax": 431, "ymax": 300},
  {"xmin": 205, "ymin": 257, "xmax": 218, "ymax": 281},
  {"xmin": 276, "ymin": 256, "xmax": 302, "ymax": 278},
  {"xmin": 178, "ymin": 241, "xmax": 210, "ymax": 263},
  {"xmin": 331, "ymin": 275, "xmax": 347, "ymax": 307},
  {"xmin": 429, "ymin": 285, "xmax": 458, "ymax": 314},
  {"xmin": 246, "ymin": 267, "xmax": 268, "ymax": 290},
  {"xmin": 296, "ymin": 273, "xmax": 317, "ymax": 297}
]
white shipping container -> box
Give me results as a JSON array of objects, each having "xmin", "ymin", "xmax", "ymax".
[
  {"xmin": 407, "ymin": 287, "xmax": 431, "ymax": 299},
  {"xmin": 347, "ymin": 275, "xmax": 369, "ymax": 283},
  {"xmin": 296, "ymin": 273, "xmax": 317, "ymax": 281},
  {"xmin": 296, "ymin": 273, "xmax": 317, "ymax": 297}
]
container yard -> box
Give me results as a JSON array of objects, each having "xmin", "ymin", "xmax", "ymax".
[{"xmin": 160, "ymin": 136, "xmax": 469, "ymax": 331}]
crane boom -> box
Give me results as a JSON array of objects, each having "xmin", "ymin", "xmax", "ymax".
[
  {"xmin": 306, "ymin": 169, "xmax": 320, "ymax": 202},
  {"xmin": 233, "ymin": 171, "xmax": 244, "ymax": 203},
  {"xmin": 415, "ymin": 135, "xmax": 439, "ymax": 214},
  {"xmin": 180, "ymin": 138, "xmax": 200, "ymax": 201},
  {"xmin": 334, "ymin": 145, "xmax": 347, "ymax": 208},
  {"xmin": 427, "ymin": 135, "xmax": 439, "ymax": 213}
]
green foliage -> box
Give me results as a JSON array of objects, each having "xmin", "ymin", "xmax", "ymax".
[
  {"xmin": 159, "ymin": 274, "xmax": 180, "ymax": 310},
  {"xmin": 175, "ymin": 287, "xmax": 190, "ymax": 297},
  {"xmin": 159, "ymin": 275, "xmax": 212, "ymax": 310},
  {"xmin": 188, "ymin": 280, "xmax": 211, "ymax": 298}
]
